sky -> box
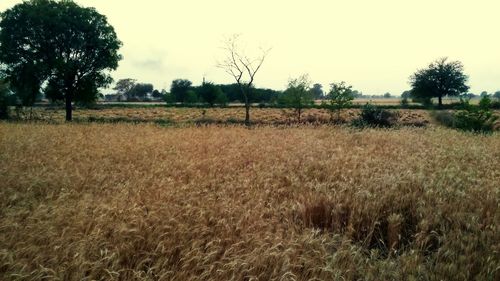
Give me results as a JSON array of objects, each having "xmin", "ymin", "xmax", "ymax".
[{"xmin": 1, "ymin": 0, "xmax": 499, "ymax": 95}]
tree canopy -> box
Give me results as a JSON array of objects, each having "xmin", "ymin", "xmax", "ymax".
[
  {"xmin": 0, "ymin": 0, "xmax": 122, "ymax": 120},
  {"xmin": 409, "ymin": 58, "xmax": 469, "ymax": 107}
]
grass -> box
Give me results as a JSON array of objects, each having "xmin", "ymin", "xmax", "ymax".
[
  {"xmin": 0, "ymin": 122, "xmax": 499, "ymax": 280},
  {"xmin": 12, "ymin": 106, "xmax": 433, "ymax": 127}
]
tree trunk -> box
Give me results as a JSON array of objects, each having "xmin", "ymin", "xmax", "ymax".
[
  {"xmin": 438, "ymin": 96, "xmax": 443, "ymax": 108},
  {"xmin": 65, "ymin": 94, "xmax": 73, "ymax": 121},
  {"xmin": 298, "ymin": 108, "xmax": 301, "ymax": 122},
  {"xmin": 244, "ymin": 92, "xmax": 250, "ymax": 126}
]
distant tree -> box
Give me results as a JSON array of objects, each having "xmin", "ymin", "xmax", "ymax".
[
  {"xmin": 325, "ymin": 81, "xmax": 354, "ymax": 121},
  {"xmin": 409, "ymin": 58, "xmax": 469, "ymax": 108},
  {"xmin": 351, "ymin": 90, "xmax": 363, "ymax": 98},
  {"xmin": 170, "ymin": 79, "xmax": 192, "ymax": 103},
  {"xmin": 311, "ymin": 83, "xmax": 324, "ymax": 100},
  {"xmin": 480, "ymin": 91, "xmax": 489, "ymax": 98},
  {"xmin": 197, "ymin": 82, "xmax": 221, "ymax": 106},
  {"xmin": 281, "ymin": 74, "xmax": 313, "ymax": 122},
  {"xmin": 494, "ymin": 91, "xmax": 500, "ymax": 100},
  {"xmin": 383, "ymin": 92, "xmax": 392, "ymax": 98},
  {"xmin": 152, "ymin": 89, "xmax": 163, "ymax": 98},
  {"xmin": 184, "ymin": 90, "xmax": 198, "ymax": 104},
  {"xmin": 217, "ymin": 34, "xmax": 270, "ymax": 126},
  {"xmin": 163, "ymin": 91, "xmax": 176, "ymax": 104},
  {"xmin": 215, "ymin": 90, "xmax": 229, "ymax": 107},
  {"xmin": 129, "ymin": 83, "xmax": 153, "ymax": 100},
  {"xmin": 0, "ymin": 0, "xmax": 122, "ymax": 121},
  {"xmin": 113, "ymin": 79, "xmax": 136, "ymax": 99},
  {"xmin": 401, "ymin": 90, "xmax": 411, "ymax": 99}
]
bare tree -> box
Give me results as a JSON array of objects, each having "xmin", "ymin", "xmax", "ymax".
[{"xmin": 217, "ymin": 35, "xmax": 270, "ymax": 126}]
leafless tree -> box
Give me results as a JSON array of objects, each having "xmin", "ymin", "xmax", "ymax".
[{"xmin": 217, "ymin": 35, "xmax": 270, "ymax": 126}]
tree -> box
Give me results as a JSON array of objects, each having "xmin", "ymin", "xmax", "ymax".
[
  {"xmin": 409, "ymin": 58, "xmax": 469, "ymax": 108},
  {"xmin": 215, "ymin": 90, "xmax": 228, "ymax": 107},
  {"xmin": 494, "ymin": 91, "xmax": 500, "ymax": 100},
  {"xmin": 281, "ymin": 74, "xmax": 313, "ymax": 122},
  {"xmin": 0, "ymin": 0, "xmax": 122, "ymax": 121},
  {"xmin": 113, "ymin": 78, "xmax": 136, "ymax": 99},
  {"xmin": 197, "ymin": 82, "xmax": 223, "ymax": 107},
  {"xmin": 152, "ymin": 89, "xmax": 163, "ymax": 99},
  {"xmin": 170, "ymin": 79, "xmax": 192, "ymax": 103},
  {"xmin": 129, "ymin": 83, "xmax": 153, "ymax": 100},
  {"xmin": 326, "ymin": 81, "xmax": 354, "ymax": 121},
  {"xmin": 0, "ymin": 77, "xmax": 11, "ymax": 119},
  {"xmin": 383, "ymin": 92, "xmax": 392, "ymax": 98},
  {"xmin": 311, "ymin": 83, "xmax": 324, "ymax": 100},
  {"xmin": 184, "ymin": 90, "xmax": 198, "ymax": 104},
  {"xmin": 480, "ymin": 91, "xmax": 489, "ymax": 98},
  {"xmin": 217, "ymin": 34, "xmax": 270, "ymax": 126}
]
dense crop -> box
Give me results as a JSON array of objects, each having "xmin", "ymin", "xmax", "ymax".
[{"xmin": 0, "ymin": 123, "xmax": 499, "ymax": 280}]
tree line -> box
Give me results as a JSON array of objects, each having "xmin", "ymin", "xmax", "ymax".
[{"xmin": 0, "ymin": 0, "xmax": 499, "ymax": 125}]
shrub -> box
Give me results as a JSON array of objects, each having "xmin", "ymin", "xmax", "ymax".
[
  {"xmin": 352, "ymin": 103, "xmax": 399, "ymax": 127},
  {"xmin": 0, "ymin": 80, "xmax": 11, "ymax": 119},
  {"xmin": 454, "ymin": 109, "xmax": 498, "ymax": 132},
  {"xmin": 431, "ymin": 111, "xmax": 455, "ymax": 128}
]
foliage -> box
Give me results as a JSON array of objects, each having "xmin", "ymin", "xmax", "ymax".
[
  {"xmin": 0, "ymin": 0, "xmax": 122, "ymax": 121},
  {"xmin": 113, "ymin": 78, "xmax": 137, "ymax": 99},
  {"xmin": 310, "ymin": 83, "xmax": 324, "ymax": 99},
  {"xmin": 0, "ymin": 78, "xmax": 11, "ymax": 119},
  {"xmin": 383, "ymin": 92, "xmax": 392, "ymax": 98},
  {"xmin": 184, "ymin": 90, "xmax": 199, "ymax": 104},
  {"xmin": 353, "ymin": 103, "xmax": 399, "ymax": 127},
  {"xmin": 454, "ymin": 109, "xmax": 498, "ymax": 132},
  {"xmin": 280, "ymin": 74, "xmax": 314, "ymax": 122},
  {"xmin": 163, "ymin": 91, "xmax": 176, "ymax": 104},
  {"xmin": 325, "ymin": 81, "xmax": 354, "ymax": 122},
  {"xmin": 409, "ymin": 58, "xmax": 469, "ymax": 107},
  {"xmin": 196, "ymin": 82, "xmax": 223, "ymax": 106},
  {"xmin": 170, "ymin": 79, "xmax": 193, "ymax": 103},
  {"xmin": 129, "ymin": 83, "xmax": 153, "ymax": 99},
  {"xmin": 214, "ymin": 90, "xmax": 229, "ymax": 107}
]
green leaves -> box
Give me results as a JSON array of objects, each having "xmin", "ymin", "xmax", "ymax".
[{"xmin": 0, "ymin": 0, "xmax": 122, "ymax": 112}]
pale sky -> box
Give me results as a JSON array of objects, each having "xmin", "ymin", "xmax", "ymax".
[{"xmin": 1, "ymin": 0, "xmax": 499, "ymax": 95}]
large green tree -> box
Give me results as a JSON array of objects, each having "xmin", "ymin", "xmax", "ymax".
[
  {"xmin": 170, "ymin": 79, "xmax": 193, "ymax": 103},
  {"xmin": 0, "ymin": 0, "xmax": 122, "ymax": 121},
  {"xmin": 409, "ymin": 58, "xmax": 469, "ymax": 108}
]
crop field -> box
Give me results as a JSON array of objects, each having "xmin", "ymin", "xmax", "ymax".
[
  {"xmin": 1, "ymin": 123, "xmax": 499, "ymax": 280},
  {"xmin": 15, "ymin": 107, "xmax": 433, "ymax": 126}
]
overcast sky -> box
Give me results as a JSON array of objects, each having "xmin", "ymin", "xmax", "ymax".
[{"xmin": 1, "ymin": 0, "xmax": 499, "ymax": 95}]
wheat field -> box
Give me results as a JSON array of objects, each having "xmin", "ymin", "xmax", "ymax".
[{"xmin": 0, "ymin": 123, "xmax": 499, "ymax": 280}]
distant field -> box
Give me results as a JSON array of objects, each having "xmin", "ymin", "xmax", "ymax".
[
  {"xmin": 0, "ymin": 123, "xmax": 499, "ymax": 280},
  {"xmin": 17, "ymin": 107, "xmax": 433, "ymax": 126}
]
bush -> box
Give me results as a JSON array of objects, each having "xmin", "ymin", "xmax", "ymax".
[
  {"xmin": 431, "ymin": 111, "xmax": 455, "ymax": 128},
  {"xmin": 454, "ymin": 109, "xmax": 498, "ymax": 132},
  {"xmin": 352, "ymin": 103, "xmax": 399, "ymax": 127}
]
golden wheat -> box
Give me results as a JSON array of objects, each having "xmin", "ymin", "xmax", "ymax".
[{"xmin": 0, "ymin": 123, "xmax": 499, "ymax": 280}]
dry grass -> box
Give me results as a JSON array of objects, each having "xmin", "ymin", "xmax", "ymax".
[
  {"xmin": 0, "ymin": 123, "xmax": 499, "ymax": 280},
  {"xmin": 15, "ymin": 107, "xmax": 432, "ymax": 126}
]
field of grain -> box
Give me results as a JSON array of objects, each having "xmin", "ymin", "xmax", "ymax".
[
  {"xmin": 0, "ymin": 123, "xmax": 498, "ymax": 280},
  {"xmin": 15, "ymin": 107, "xmax": 432, "ymax": 126}
]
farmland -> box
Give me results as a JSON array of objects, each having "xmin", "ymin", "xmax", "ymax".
[
  {"xmin": 1, "ymin": 122, "xmax": 499, "ymax": 280},
  {"xmin": 14, "ymin": 106, "xmax": 432, "ymax": 126}
]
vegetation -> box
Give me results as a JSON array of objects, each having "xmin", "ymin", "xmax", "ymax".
[
  {"xmin": 280, "ymin": 74, "xmax": 314, "ymax": 122},
  {"xmin": 0, "ymin": 0, "xmax": 122, "ymax": 121},
  {"xmin": 217, "ymin": 34, "xmax": 270, "ymax": 125},
  {"xmin": 0, "ymin": 123, "xmax": 498, "ymax": 280},
  {"xmin": 324, "ymin": 81, "xmax": 355, "ymax": 122},
  {"xmin": 409, "ymin": 58, "xmax": 469, "ymax": 108},
  {"xmin": 353, "ymin": 103, "xmax": 399, "ymax": 127}
]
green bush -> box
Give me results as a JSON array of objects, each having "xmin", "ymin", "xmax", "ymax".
[
  {"xmin": 352, "ymin": 103, "xmax": 399, "ymax": 127},
  {"xmin": 454, "ymin": 109, "xmax": 498, "ymax": 132}
]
